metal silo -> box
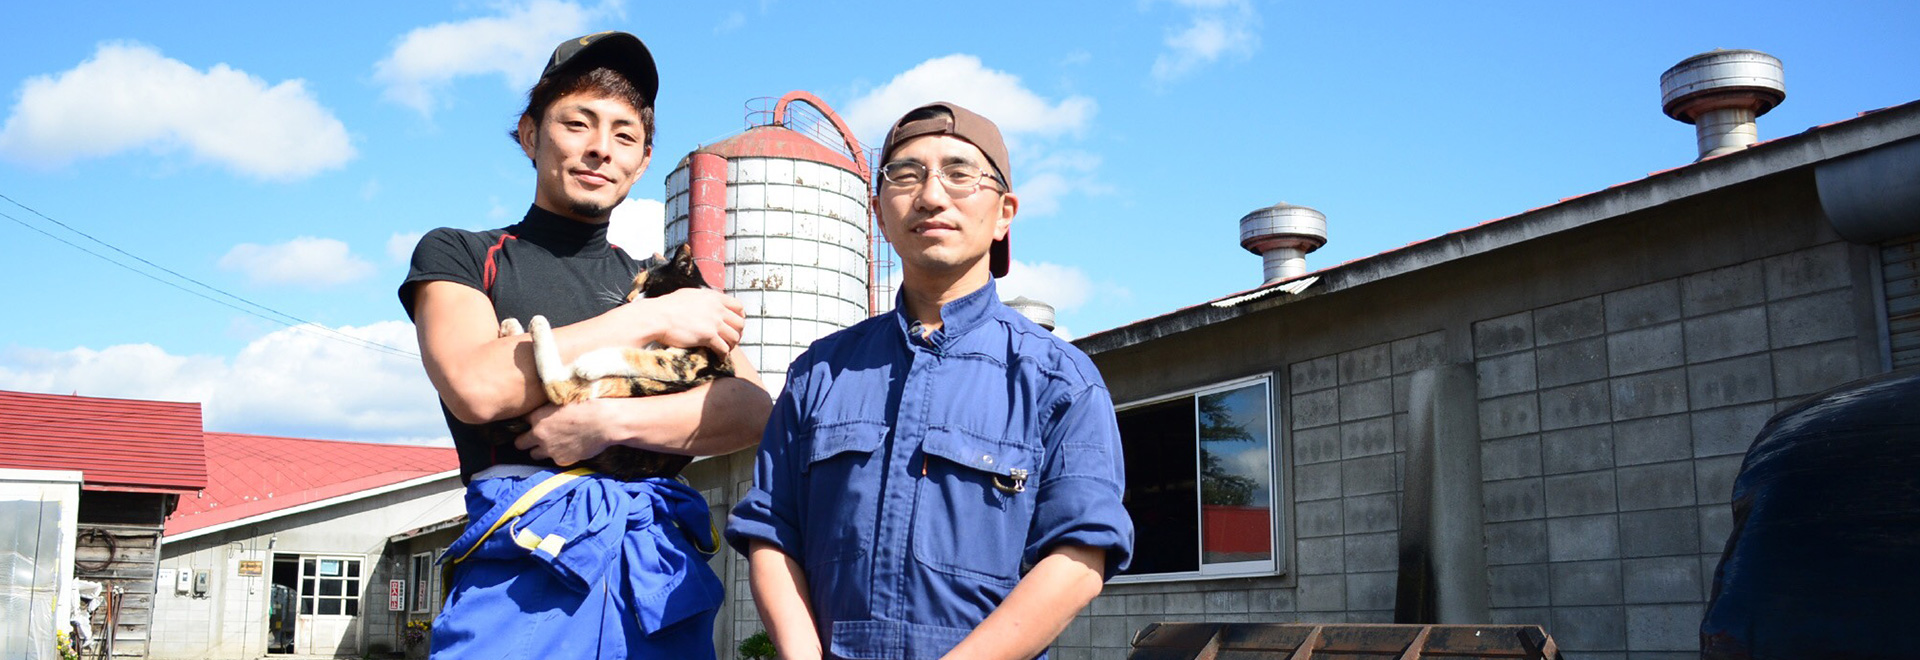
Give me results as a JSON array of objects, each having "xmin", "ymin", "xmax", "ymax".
[{"xmin": 664, "ymin": 91, "xmax": 876, "ymax": 393}]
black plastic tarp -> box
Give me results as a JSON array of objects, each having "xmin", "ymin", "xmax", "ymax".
[{"xmin": 1702, "ymin": 367, "xmax": 1920, "ymax": 659}]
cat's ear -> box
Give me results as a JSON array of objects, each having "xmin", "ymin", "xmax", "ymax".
[{"xmin": 674, "ymin": 245, "xmax": 701, "ymax": 277}]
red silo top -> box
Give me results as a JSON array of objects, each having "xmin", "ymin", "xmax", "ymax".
[{"xmin": 694, "ymin": 125, "xmax": 862, "ymax": 173}]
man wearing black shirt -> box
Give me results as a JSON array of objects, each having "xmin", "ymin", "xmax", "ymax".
[{"xmin": 398, "ymin": 31, "xmax": 768, "ymax": 658}]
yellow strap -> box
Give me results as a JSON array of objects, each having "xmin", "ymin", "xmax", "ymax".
[{"xmin": 449, "ymin": 467, "xmax": 594, "ymax": 566}]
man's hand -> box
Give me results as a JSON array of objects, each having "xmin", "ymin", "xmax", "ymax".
[
  {"xmin": 514, "ymin": 400, "xmax": 619, "ymax": 466},
  {"xmin": 941, "ymin": 545, "xmax": 1106, "ymax": 660},
  {"xmin": 618, "ymin": 288, "xmax": 746, "ymax": 355}
]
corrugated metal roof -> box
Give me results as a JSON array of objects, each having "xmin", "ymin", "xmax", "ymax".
[
  {"xmin": 165, "ymin": 432, "xmax": 457, "ymax": 537},
  {"xmin": 0, "ymin": 389, "xmax": 208, "ymax": 492}
]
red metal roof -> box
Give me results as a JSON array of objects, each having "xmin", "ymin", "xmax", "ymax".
[
  {"xmin": 165, "ymin": 432, "xmax": 457, "ymax": 537},
  {"xmin": 696, "ymin": 125, "xmax": 864, "ymax": 173},
  {"xmin": 0, "ymin": 390, "xmax": 208, "ymax": 493}
]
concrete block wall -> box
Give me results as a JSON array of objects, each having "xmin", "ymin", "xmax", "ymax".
[
  {"xmin": 149, "ymin": 545, "xmax": 273, "ymax": 659},
  {"xmin": 1048, "ymin": 330, "xmax": 1446, "ymax": 657},
  {"xmin": 1473, "ymin": 240, "xmax": 1864, "ymax": 658},
  {"xmin": 1054, "ymin": 580, "xmax": 1299, "ymax": 659},
  {"xmin": 1291, "ymin": 331, "xmax": 1446, "ymax": 623},
  {"xmin": 712, "ymin": 450, "xmax": 762, "ymax": 658},
  {"xmin": 148, "ymin": 552, "xmax": 218, "ymax": 657}
]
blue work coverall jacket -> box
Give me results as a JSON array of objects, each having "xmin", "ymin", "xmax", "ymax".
[{"xmin": 726, "ymin": 281, "xmax": 1135, "ymax": 660}]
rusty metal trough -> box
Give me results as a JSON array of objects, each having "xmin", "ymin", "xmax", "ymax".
[{"xmin": 1129, "ymin": 622, "xmax": 1561, "ymax": 660}]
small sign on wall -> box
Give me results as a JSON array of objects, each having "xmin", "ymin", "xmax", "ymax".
[
  {"xmin": 389, "ymin": 580, "xmax": 405, "ymax": 611},
  {"xmin": 237, "ymin": 560, "xmax": 263, "ymax": 577},
  {"xmin": 158, "ymin": 569, "xmax": 176, "ymax": 593}
]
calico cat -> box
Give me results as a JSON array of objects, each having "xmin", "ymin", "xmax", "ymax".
[{"xmin": 496, "ymin": 243, "xmax": 733, "ymax": 480}]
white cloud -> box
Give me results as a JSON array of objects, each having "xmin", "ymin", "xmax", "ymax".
[
  {"xmin": 487, "ymin": 196, "xmax": 514, "ymax": 222},
  {"xmin": 1015, "ymin": 148, "xmax": 1113, "ymax": 218},
  {"xmin": 0, "ymin": 322, "xmax": 446, "ymax": 445},
  {"xmin": 998, "ymin": 260, "xmax": 1095, "ymax": 310},
  {"xmin": 999, "ymin": 261, "xmax": 1118, "ymax": 341},
  {"xmin": 1226, "ymin": 444, "xmax": 1272, "ymax": 490},
  {"xmin": 215, "ymin": 322, "xmax": 443, "ymax": 440},
  {"xmin": 375, "ymin": 0, "xmax": 618, "ymax": 115},
  {"xmin": 0, "ymin": 344, "xmax": 222, "ymax": 404},
  {"xmin": 388, "ymin": 231, "xmax": 425, "ymax": 264},
  {"xmin": 0, "ymin": 42, "xmax": 353, "ymax": 180},
  {"xmin": 607, "ymin": 197, "xmax": 665, "ymax": 259},
  {"xmin": 1163, "ymin": 0, "xmax": 1246, "ymax": 8},
  {"xmin": 841, "ymin": 55, "xmax": 1096, "ymax": 143},
  {"xmin": 219, "ymin": 237, "xmax": 375, "ymax": 288},
  {"xmin": 715, "ymin": 10, "xmax": 746, "ymax": 34},
  {"xmin": 844, "ymin": 56, "xmax": 1106, "ymax": 218},
  {"xmin": 996, "ymin": 259, "xmax": 1132, "ymax": 339},
  {"xmin": 1150, "ymin": 0, "xmax": 1260, "ymax": 82}
]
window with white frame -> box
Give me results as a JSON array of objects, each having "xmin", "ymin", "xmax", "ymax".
[
  {"xmin": 409, "ymin": 553, "xmax": 432, "ymax": 613},
  {"xmin": 299, "ymin": 556, "xmax": 362, "ymax": 616},
  {"xmin": 1115, "ymin": 377, "xmax": 1278, "ymax": 578}
]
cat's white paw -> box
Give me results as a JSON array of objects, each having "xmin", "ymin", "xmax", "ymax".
[{"xmin": 573, "ymin": 349, "xmax": 643, "ymax": 379}]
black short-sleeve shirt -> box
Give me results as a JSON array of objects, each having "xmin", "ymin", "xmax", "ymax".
[{"xmin": 400, "ymin": 205, "xmax": 655, "ymax": 482}]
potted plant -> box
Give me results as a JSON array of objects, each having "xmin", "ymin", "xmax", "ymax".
[
  {"xmin": 737, "ymin": 630, "xmax": 776, "ymax": 660},
  {"xmin": 402, "ymin": 619, "xmax": 431, "ymax": 658}
]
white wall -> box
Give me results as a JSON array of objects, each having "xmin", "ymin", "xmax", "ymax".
[{"xmin": 150, "ymin": 476, "xmax": 463, "ymax": 660}]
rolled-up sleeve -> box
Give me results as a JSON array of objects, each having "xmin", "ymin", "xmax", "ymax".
[
  {"xmin": 725, "ymin": 365, "xmax": 810, "ymax": 562},
  {"xmin": 1025, "ymin": 384, "xmax": 1134, "ymax": 578}
]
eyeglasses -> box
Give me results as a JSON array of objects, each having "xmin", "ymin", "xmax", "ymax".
[{"xmin": 878, "ymin": 161, "xmax": 1004, "ymax": 195}]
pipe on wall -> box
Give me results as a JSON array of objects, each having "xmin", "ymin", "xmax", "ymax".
[
  {"xmin": 687, "ymin": 152, "xmax": 728, "ymax": 290},
  {"xmin": 1395, "ymin": 364, "xmax": 1490, "ymax": 624}
]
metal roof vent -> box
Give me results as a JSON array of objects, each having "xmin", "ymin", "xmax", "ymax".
[
  {"xmin": 1005, "ymin": 296, "xmax": 1056, "ymax": 331},
  {"xmin": 1239, "ymin": 202, "xmax": 1328, "ymax": 285},
  {"xmin": 1661, "ymin": 49, "xmax": 1786, "ymax": 160}
]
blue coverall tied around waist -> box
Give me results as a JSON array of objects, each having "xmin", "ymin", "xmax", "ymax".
[{"xmin": 430, "ymin": 467, "xmax": 724, "ymax": 659}]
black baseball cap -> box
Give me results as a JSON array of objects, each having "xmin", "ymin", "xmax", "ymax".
[{"xmin": 542, "ymin": 31, "xmax": 658, "ymax": 107}]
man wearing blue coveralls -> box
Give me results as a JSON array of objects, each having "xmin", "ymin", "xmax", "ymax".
[
  {"xmin": 726, "ymin": 102, "xmax": 1134, "ymax": 660},
  {"xmin": 402, "ymin": 31, "xmax": 770, "ymax": 658}
]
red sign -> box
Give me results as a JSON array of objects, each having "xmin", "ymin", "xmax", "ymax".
[{"xmin": 389, "ymin": 580, "xmax": 405, "ymax": 611}]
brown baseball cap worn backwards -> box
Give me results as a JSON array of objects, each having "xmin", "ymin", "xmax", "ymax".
[
  {"xmin": 879, "ymin": 101, "xmax": 1014, "ymax": 278},
  {"xmin": 543, "ymin": 31, "xmax": 659, "ymax": 107}
]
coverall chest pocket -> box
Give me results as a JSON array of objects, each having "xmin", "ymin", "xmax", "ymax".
[
  {"xmin": 911, "ymin": 428, "xmax": 1039, "ymax": 587},
  {"xmin": 804, "ymin": 423, "xmax": 886, "ymax": 568}
]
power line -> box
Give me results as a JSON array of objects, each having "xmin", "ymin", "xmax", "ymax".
[{"xmin": 0, "ymin": 193, "xmax": 420, "ymax": 361}]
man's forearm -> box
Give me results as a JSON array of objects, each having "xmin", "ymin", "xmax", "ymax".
[
  {"xmin": 598, "ymin": 373, "xmax": 771, "ymax": 456},
  {"xmin": 943, "ymin": 545, "xmax": 1106, "ymax": 660},
  {"xmin": 417, "ymin": 281, "xmax": 676, "ymax": 424},
  {"xmin": 749, "ymin": 541, "xmax": 823, "ymax": 660}
]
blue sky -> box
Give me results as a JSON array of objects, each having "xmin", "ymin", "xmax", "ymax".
[{"xmin": 3, "ymin": 0, "xmax": 1916, "ymax": 444}]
